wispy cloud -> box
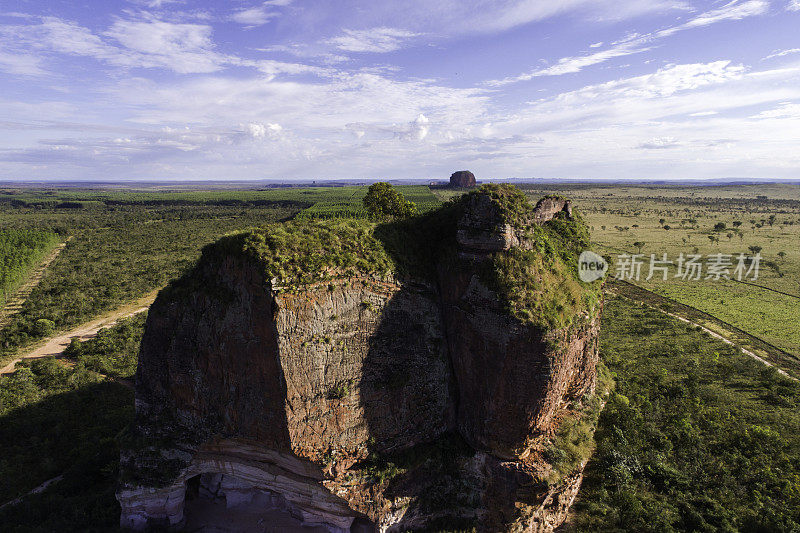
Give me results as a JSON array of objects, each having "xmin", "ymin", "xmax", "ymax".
[
  {"xmin": 488, "ymin": 39, "xmax": 650, "ymax": 85},
  {"xmin": 327, "ymin": 27, "xmax": 419, "ymax": 53},
  {"xmin": 790, "ymin": 0, "xmax": 800, "ymax": 11},
  {"xmin": 638, "ymin": 136, "xmax": 681, "ymax": 149},
  {"xmin": 0, "ymin": 14, "xmax": 328, "ymax": 77},
  {"xmin": 763, "ymin": 48, "xmax": 800, "ymax": 60},
  {"xmin": 0, "ymin": 50, "xmax": 45, "ymax": 76},
  {"xmin": 751, "ymin": 102, "xmax": 800, "ymax": 119},
  {"xmin": 488, "ymin": 0, "xmax": 769, "ymax": 86},
  {"xmin": 231, "ymin": 3, "xmax": 282, "ymax": 27}
]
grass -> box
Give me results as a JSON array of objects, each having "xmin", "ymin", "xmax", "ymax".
[
  {"xmin": 565, "ymin": 296, "xmax": 800, "ymax": 532},
  {"xmin": 187, "ymin": 184, "xmax": 600, "ymax": 330}
]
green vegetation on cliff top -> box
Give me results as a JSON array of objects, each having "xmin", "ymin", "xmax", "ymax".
[{"xmin": 195, "ymin": 184, "xmax": 600, "ymax": 330}]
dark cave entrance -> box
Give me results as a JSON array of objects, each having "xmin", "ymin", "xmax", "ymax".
[{"xmin": 181, "ymin": 473, "xmax": 374, "ymax": 532}]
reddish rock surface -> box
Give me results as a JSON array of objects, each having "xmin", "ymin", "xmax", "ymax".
[
  {"xmin": 118, "ymin": 188, "xmax": 602, "ymax": 532},
  {"xmin": 449, "ymin": 170, "xmax": 477, "ymax": 188}
]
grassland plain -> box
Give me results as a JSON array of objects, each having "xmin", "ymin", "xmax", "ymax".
[
  {"xmin": 435, "ymin": 183, "xmax": 800, "ymax": 362},
  {"xmin": 565, "ymin": 296, "xmax": 800, "ymax": 532}
]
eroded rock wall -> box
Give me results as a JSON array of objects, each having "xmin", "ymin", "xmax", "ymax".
[{"xmin": 119, "ymin": 188, "xmax": 603, "ymax": 532}]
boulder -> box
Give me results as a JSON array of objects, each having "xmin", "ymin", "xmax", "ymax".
[{"xmin": 449, "ymin": 170, "xmax": 477, "ymax": 188}]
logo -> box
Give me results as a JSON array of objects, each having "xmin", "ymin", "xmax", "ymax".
[{"xmin": 578, "ymin": 251, "xmax": 608, "ymax": 282}]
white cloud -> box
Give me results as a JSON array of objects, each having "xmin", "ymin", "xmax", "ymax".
[
  {"xmin": 589, "ymin": 41, "xmax": 603, "ymax": 48},
  {"xmin": 751, "ymin": 102, "xmax": 800, "ymax": 119},
  {"xmin": 397, "ymin": 113, "xmax": 430, "ymax": 140},
  {"xmin": 489, "ymin": 0, "xmax": 769, "ymax": 85},
  {"xmin": 638, "ymin": 136, "xmax": 680, "ymax": 149},
  {"xmin": 689, "ymin": 110, "xmax": 718, "ymax": 116},
  {"xmin": 327, "ymin": 27, "xmax": 419, "ymax": 53},
  {"xmin": 764, "ymin": 48, "xmax": 800, "ymax": 60},
  {"xmin": 681, "ymin": 0, "xmax": 769, "ymax": 28},
  {"xmin": 127, "ymin": 0, "xmax": 185, "ymax": 8},
  {"xmin": 231, "ymin": 4, "xmax": 278, "ymax": 26},
  {"xmin": 0, "ymin": 14, "xmax": 329, "ymax": 77},
  {"xmin": 489, "ymin": 39, "xmax": 649, "ymax": 84},
  {"xmin": 790, "ymin": 0, "xmax": 800, "ymax": 10},
  {"xmin": 104, "ymin": 18, "xmax": 225, "ymax": 73},
  {"xmin": 0, "ymin": 50, "xmax": 45, "ymax": 76},
  {"xmin": 245, "ymin": 122, "xmax": 283, "ymax": 139}
]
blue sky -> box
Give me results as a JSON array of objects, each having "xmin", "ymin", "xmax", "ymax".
[{"xmin": 1, "ymin": 0, "xmax": 799, "ymax": 181}]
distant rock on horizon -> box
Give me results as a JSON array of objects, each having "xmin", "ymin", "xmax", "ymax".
[{"xmin": 449, "ymin": 170, "xmax": 476, "ymax": 188}]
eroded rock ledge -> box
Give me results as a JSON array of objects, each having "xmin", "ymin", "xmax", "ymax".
[{"xmin": 118, "ymin": 185, "xmax": 605, "ymax": 532}]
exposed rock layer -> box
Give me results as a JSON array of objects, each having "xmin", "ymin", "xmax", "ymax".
[{"xmin": 118, "ymin": 187, "xmax": 602, "ymax": 532}]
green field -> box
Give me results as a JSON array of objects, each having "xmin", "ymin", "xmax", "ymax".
[
  {"xmin": 566, "ymin": 296, "xmax": 800, "ymax": 532},
  {"xmin": 1, "ymin": 182, "xmax": 798, "ymax": 531}
]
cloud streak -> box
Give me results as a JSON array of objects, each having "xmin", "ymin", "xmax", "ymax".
[
  {"xmin": 327, "ymin": 27, "xmax": 419, "ymax": 53},
  {"xmin": 488, "ymin": 0, "xmax": 769, "ymax": 85}
]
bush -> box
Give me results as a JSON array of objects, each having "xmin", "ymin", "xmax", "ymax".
[
  {"xmin": 363, "ymin": 182, "xmax": 416, "ymax": 219},
  {"xmin": 33, "ymin": 318, "xmax": 55, "ymax": 337}
]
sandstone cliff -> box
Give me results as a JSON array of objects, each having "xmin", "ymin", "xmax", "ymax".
[{"xmin": 118, "ymin": 185, "xmax": 606, "ymax": 532}]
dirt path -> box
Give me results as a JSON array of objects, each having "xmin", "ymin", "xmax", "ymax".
[
  {"xmin": 0, "ymin": 290, "xmax": 158, "ymax": 375},
  {"xmin": 608, "ymin": 286, "xmax": 797, "ymax": 381},
  {"xmin": 0, "ymin": 474, "xmax": 65, "ymax": 511},
  {"xmin": 0, "ymin": 238, "xmax": 70, "ymax": 329}
]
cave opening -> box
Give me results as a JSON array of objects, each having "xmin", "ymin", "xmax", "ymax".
[{"xmin": 181, "ymin": 472, "xmax": 374, "ymax": 532}]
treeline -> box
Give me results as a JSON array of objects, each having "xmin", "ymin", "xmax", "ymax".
[{"xmin": 0, "ymin": 230, "xmax": 59, "ymax": 305}]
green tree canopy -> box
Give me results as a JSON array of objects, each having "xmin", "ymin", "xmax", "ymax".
[{"xmin": 362, "ymin": 182, "xmax": 416, "ymax": 219}]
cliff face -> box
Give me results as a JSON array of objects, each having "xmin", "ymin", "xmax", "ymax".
[{"xmin": 118, "ymin": 185, "xmax": 605, "ymax": 532}]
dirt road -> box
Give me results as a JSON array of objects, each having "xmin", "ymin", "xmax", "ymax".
[{"xmin": 0, "ymin": 290, "xmax": 158, "ymax": 375}]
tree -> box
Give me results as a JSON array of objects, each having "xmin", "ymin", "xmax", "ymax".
[
  {"xmin": 659, "ymin": 218, "xmax": 666, "ymax": 225},
  {"xmin": 362, "ymin": 182, "xmax": 416, "ymax": 219},
  {"xmin": 778, "ymin": 251, "xmax": 786, "ymax": 261},
  {"xmin": 732, "ymin": 221, "xmax": 742, "ymax": 228},
  {"xmin": 714, "ymin": 222, "xmax": 726, "ymax": 231},
  {"xmin": 633, "ymin": 241, "xmax": 645, "ymax": 253},
  {"xmin": 748, "ymin": 245, "xmax": 762, "ymax": 255}
]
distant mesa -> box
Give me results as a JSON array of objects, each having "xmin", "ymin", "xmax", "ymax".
[{"xmin": 449, "ymin": 170, "xmax": 476, "ymax": 188}]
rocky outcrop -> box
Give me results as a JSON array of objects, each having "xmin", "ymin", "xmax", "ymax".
[
  {"xmin": 449, "ymin": 170, "xmax": 477, "ymax": 188},
  {"xmin": 118, "ymin": 185, "xmax": 604, "ymax": 532},
  {"xmin": 533, "ymin": 196, "xmax": 572, "ymax": 224}
]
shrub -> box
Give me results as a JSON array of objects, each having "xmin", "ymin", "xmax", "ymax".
[{"xmin": 363, "ymin": 182, "xmax": 416, "ymax": 219}]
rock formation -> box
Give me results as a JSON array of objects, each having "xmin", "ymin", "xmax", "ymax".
[
  {"xmin": 118, "ymin": 185, "xmax": 605, "ymax": 532},
  {"xmin": 449, "ymin": 170, "xmax": 477, "ymax": 188}
]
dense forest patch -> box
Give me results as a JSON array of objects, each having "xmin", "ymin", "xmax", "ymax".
[{"xmin": 0, "ymin": 230, "xmax": 59, "ymax": 306}]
